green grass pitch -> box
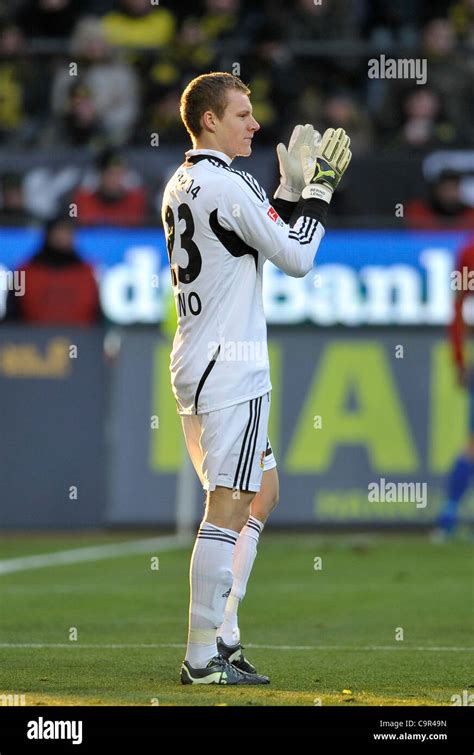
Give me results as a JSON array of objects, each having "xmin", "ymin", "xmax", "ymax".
[{"xmin": 0, "ymin": 532, "xmax": 472, "ymax": 706}]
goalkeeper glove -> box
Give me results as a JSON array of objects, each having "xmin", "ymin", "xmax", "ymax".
[
  {"xmin": 274, "ymin": 123, "xmax": 321, "ymax": 201},
  {"xmin": 300, "ymin": 127, "xmax": 352, "ymax": 203}
]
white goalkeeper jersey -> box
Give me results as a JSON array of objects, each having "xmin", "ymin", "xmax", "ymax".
[{"xmin": 161, "ymin": 148, "xmax": 325, "ymax": 415}]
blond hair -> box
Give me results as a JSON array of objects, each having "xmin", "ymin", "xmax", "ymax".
[{"xmin": 180, "ymin": 72, "xmax": 250, "ymax": 139}]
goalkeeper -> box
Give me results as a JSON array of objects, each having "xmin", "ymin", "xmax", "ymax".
[{"xmin": 161, "ymin": 72, "xmax": 351, "ymax": 685}]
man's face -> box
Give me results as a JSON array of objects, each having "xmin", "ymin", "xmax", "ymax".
[
  {"xmin": 101, "ymin": 165, "xmax": 126, "ymax": 194},
  {"xmin": 208, "ymin": 89, "xmax": 260, "ymax": 158},
  {"xmin": 122, "ymin": 0, "xmax": 150, "ymax": 16},
  {"xmin": 48, "ymin": 222, "xmax": 74, "ymax": 250},
  {"xmin": 435, "ymin": 178, "xmax": 461, "ymax": 209}
]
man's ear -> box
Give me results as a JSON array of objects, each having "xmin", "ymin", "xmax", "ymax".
[{"xmin": 202, "ymin": 110, "xmax": 217, "ymax": 133}]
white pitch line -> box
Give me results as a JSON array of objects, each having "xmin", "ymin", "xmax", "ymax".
[
  {"xmin": 0, "ymin": 643, "xmax": 186, "ymax": 649},
  {"xmin": 0, "ymin": 535, "xmax": 191, "ymax": 575},
  {"xmin": 0, "ymin": 643, "xmax": 471, "ymax": 652},
  {"xmin": 250, "ymin": 644, "xmax": 474, "ymax": 652}
]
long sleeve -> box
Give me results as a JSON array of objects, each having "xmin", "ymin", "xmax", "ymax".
[
  {"xmin": 271, "ymin": 196, "xmax": 297, "ymax": 224},
  {"xmin": 216, "ymin": 179, "xmax": 326, "ymax": 278}
]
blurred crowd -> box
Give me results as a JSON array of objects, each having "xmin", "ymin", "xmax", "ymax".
[
  {"xmin": 0, "ymin": 0, "xmax": 472, "ymax": 232},
  {"xmin": 0, "ymin": 0, "xmax": 472, "ymax": 152},
  {"xmin": 0, "ymin": 0, "xmax": 473, "ymax": 326}
]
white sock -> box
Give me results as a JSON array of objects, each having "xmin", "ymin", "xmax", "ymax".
[
  {"xmin": 185, "ymin": 521, "xmax": 238, "ymax": 668},
  {"xmin": 218, "ymin": 515, "xmax": 264, "ymax": 646}
]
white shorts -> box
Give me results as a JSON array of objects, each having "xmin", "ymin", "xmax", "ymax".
[{"xmin": 181, "ymin": 391, "xmax": 277, "ymax": 493}]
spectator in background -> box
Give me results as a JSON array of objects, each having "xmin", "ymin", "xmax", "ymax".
[
  {"xmin": 171, "ymin": 0, "xmax": 260, "ymax": 76},
  {"xmin": 393, "ymin": 87, "xmax": 463, "ymax": 151},
  {"xmin": 450, "ymin": 0, "xmax": 474, "ymax": 54},
  {"xmin": 51, "ymin": 17, "xmax": 140, "ymax": 146},
  {"xmin": 139, "ymin": 0, "xmax": 251, "ymax": 141},
  {"xmin": 72, "ymin": 150, "xmax": 148, "ymax": 226},
  {"xmin": 373, "ymin": 16, "xmax": 474, "ymax": 149},
  {"xmin": 4, "ymin": 215, "xmax": 101, "ymax": 324},
  {"xmin": 421, "ymin": 17, "xmax": 474, "ymax": 130},
  {"xmin": 276, "ymin": 0, "xmax": 363, "ymax": 96},
  {"xmin": 362, "ymin": 0, "xmax": 424, "ymax": 45},
  {"xmin": 101, "ymin": 0, "xmax": 176, "ymax": 50},
  {"xmin": 14, "ymin": 0, "xmax": 81, "ymax": 39},
  {"xmin": 242, "ymin": 23, "xmax": 300, "ymax": 145},
  {"xmin": 0, "ymin": 172, "xmax": 34, "ymax": 222},
  {"xmin": 173, "ymin": 15, "xmax": 216, "ymax": 77},
  {"xmin": 135, "ymin": 27, "xmax": 193, "ymax": 144},
  {"xmin": 199, "ymin": 0, "xmax": 248, "ymax": 47},
  {"xmin": 146, "ymin": 87, "xmax": 186, "ymax": 143},
  {"xmin": 42, "ymin": 80, "xmax": 107, "ymax": 147},
  {"xmin": 0, "ymin": 23, "xmax": 51, "ymax": 145},
  {"xmin": 405, "ymin": 169, "xmax": 474, "ymax": 229},
  {"xmin": 294, "ymin": 83, "xmax": 324, "ymax": 130},
  {"xmin": 286, "ymin": 0, "xmax": 362, "ymax": 43},
  {"xmin": 0, "ymin": 24, "xmax": 27, "ymax": 142},
  {"xmin": 321, "ymin": 91, "xmax": 373, "ymax": 155}
]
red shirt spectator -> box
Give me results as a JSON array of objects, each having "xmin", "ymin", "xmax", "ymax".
[
  {"xmin": 4, "ymin": 217, "xmax": 100, "ymax": 325},
  {"xmin": 73, "ymin": 151, "xmax": 147, "ymax": 226},
  {"xmin": 406, "ymin": 170, "xmax": 474, "ymax": 230},
  {"xmin": 406, "ymin": 200, "xmax": 474, "ymax": 230}
]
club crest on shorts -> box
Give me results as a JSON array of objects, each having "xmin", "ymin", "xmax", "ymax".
[{"xmin": 260, "ymin": 450, "xmax": 265, "ymax": 469}]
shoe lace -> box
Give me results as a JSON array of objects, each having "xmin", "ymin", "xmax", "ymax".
[{"xmin": 216, "ymin": 653, "xmax": 248, "ymax": 679}]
